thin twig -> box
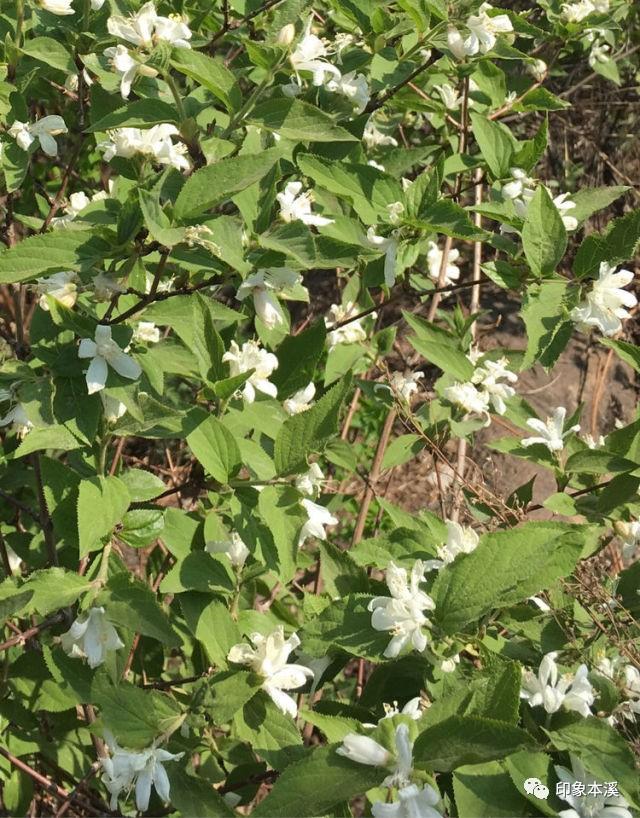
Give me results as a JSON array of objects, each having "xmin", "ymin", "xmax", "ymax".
[
  {"xmin": 365, "ymin": 53, "xmax": 438, "ymax": 113},
  {"xmin": 0, "ymin": 612, "xmax": 64, "ymax": 653}
]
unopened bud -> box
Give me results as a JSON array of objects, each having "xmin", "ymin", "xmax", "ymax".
[
  {"xmin": 277, "ymin": 23, "xmax": 296, "ymax": 46},
  {"xmin": 528, "ymin": 58, "xmax": 547, "ymax": 81},
  {"xmin": 447, "ymin": 26, "xmax": 467, "ymax": 60}
]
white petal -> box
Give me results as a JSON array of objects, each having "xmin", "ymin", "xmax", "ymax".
[{"xmin": 85, "ymin": 356, "xmax": 109, "ymax": 394}]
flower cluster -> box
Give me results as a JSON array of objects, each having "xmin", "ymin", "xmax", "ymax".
[
  {"xmin": 447, "ymin": 2, "xmax": 514, "ymax": 58},
  {"xmin": 444, "ymin": 352, "xmax": 518, "ymax": 423},
  {"xmin": 98, "ymin": 124, "xmax": 190, "ymax": 171},
  {"xmin": 571, "ymin": 262, "xmax": 636, "ymax": 337},
  {"xmin": 520, "ymin": 652, "xmax": 595, "ymax": 717}
]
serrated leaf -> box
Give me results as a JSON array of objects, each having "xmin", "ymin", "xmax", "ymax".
[
  {"xmin": 404, "ymin": 312, "xmax": 474, "ymax": 381},
  {"xmin": 248, "ymin": 99, "xmax": 358, "ymax": 143},
  {"xmin": 185, "ymin": 410, "xmax": 240, "ymax": 483},
  {"xmin": 170, "ymin": 46, "xmax": 241, "ymax": 113},
  {"xmin": 470, "ymin": 114, "xmax": 516, "ymax": 178},
  {"xmin": 168, "ymin": 768, "xmax": 235, "ymax": 817},
  {"xmin": 180, "ymin": 593, "xmax": 240, "ymax": 668},
  {"xmin": 87, "ymin": 99, "xmax": 179, "ymax": 132},
  {"xmin": 192, "ymin": 293, "xmax": 225, "ymax": 384},
  {"xmin": 233, "ymin": 691, "xmax": 304, "ymax": 768},
  {"xmin": 97, "ymin": 572, "xmax": 180, "ymax": 646},
  {"xmin": 20, "ymin": 37, "xmax": 75, "ymax": 73},
  {"xmin": 522, "ymin": 186, "xmax": 567, "ymax": 277},
  {"xmin": 0, "ymin": 230, "xmax": 111, "ymax": 285},
  {"xmin": 564, "ymin": 449, "xmax": 637, "ymax": 475},
  {"xmin": 271, "ymin": 320, "xmax": 326, "ymax": 399},
  {"xmin": 20, "ymin": 569, "xmax": 94, "ymax": 616},
  {"xmin": 77, "ymin": 475, "xmax": 130, "ymax": 558}
]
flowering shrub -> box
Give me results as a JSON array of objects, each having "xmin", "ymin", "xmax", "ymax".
[{"xmin": 0, "ymin": 0, "xmax": 639, "ymax": 816}]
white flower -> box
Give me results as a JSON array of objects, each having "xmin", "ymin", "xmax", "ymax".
[
  {"xmin": 206, "ymin": 532, "xmax": 250, "ymax": 568},
  {"xmin": 100, "ymin": 733, "xmax": 183, "ymax": 812},
  {"xmin": 437, "ymin": 521, "xmax": 479, "ymax": 565},
  {"xmin": 93, "ymin": 273, "xmax": 127, "ymax": 301},
  {"xmin": 100, "ymin": 393, "xmax": 127, "ymax": 424},
  {"xmin": 372, "ymin": 783, "xmax": 444, "ymax": 818},
  {"xmin": 228, "ymin": 627, "xmax": 313, "ymax": 718},
  {"xmin": 528, "ymin": 59, "xmax": 548, "ymax": 81},
  {"xmin": 132, "ymin": 322, "xmax": 160, "ymax": 344},
  {"xmin": 386, "ymin": 202, "xmax": 404, "ymax": 225},
  {"xmin": 443, "ymin": 382, "xmax": 490, "ymax": 416},
  {"xmin": 447, "ymin": 26, "xmax": 468, "ymax": 59},
  {"xmin": 427, "ymin": 241, "xmax": 461, "ymax": 285},
  {"xmin": 583, "ymin": 433, "xmax": 606, "ymax": 449},
  {"xmin": 36, "ymin": 271, "xmax": 78, "ymax": 311},
  {"xmin": 222, "ymin": 340, "xmax": 278, "ymax": 403},
  {"xmin": 284, "ymin": 382, "xmax": 315, "ymax": 415},
  {"xmin": 60, "ymin": 607, "xmax": 124, "ymax": 669},
  {"xmin": 91, "ymin": 0, "xmax": 105, "ymax": 8},
  {"xmin": 290, "ymin": 21, "xmax": 341, "ymax": 86},
  {"xmin": 325, "ymin": 302, "xmax": 373, "ymax": 350},
  {"xmin": 520, "ymin": 653, "xmax": 595, "ymax": 717},
  {"xmin": 570, "ymin": 262, "xmax": 636, "ymax": 337},
  {"xmin": 502, "ymin": 167, "xmax": 536, "ymax": 201},
  {"xmin": 368, "ymin": 160, "xmax": 386, "ymax": 172},
  {"xmin": 441, "ymin": 654, "xmax": 461, "ymax": 673},
  {"xmin": 555, "ymin": 756, "xmax": 632, "ymax": 818},
  {"xmin": 434, "ymin": 83, "xmax": 461, "ymax": 109},
  {"xmin": 236, "ymin": 268, "xmax": 304, "ymax": 329},
  {"xmin": 78, "ymin": 325, "xmax": 142, "ymax": 395},
  {"xmin": 104, "ymin": 45, "xmax": 158, "ymax": 99},
  {"xmin": 0, "ymin": 404, "xmax": 33, "ymax": 438},
  {"xmin": 521, "ymin": 406, "xmax": 580, "ymax": 452},
  {"xmin": 464, "ymin": 3, "xmax": 514, "ymax": 55},
  {"xmin": 363, "ymin": 120, "xmax": 398, "ymax": 149},
  {"xmin": 366, "ymin": 228, "xmax": 399, "ymax": 287},
  {"xmin": 39, "ymin": 0, "xmax": 74, "ymax": 14},
  {"xmin": 381, "ymin": 697, "xmax": 425, "ymax": 721},
  {"xmin": 108, "ymin": 2, "xmax": 191, "ymax": 49},
  {"xmin": 298, "ymin": 498, "xmax": 338, "ymax": 546},
  {"xmin": 98, "ymin": 125, "xmax": 190, "ymax": 171},
  {"xmin": 8, "ymin": 116, "xmax": 68, "ymax": 157},
  {"xmin": 617, "ymin": 520, "xmax": 640, "ymax": 560},
  {"xmin": 337, "ymin": 733, "xmax": 390, "ymax": 766},
  {"xmin": 368, "ymin": 560, "xmax": 435, "ymax": 658},
  {"xmin": 295, "ymin": 463, "xmax": 325, "ymax": 497},
  {"xmin": 389, "ymin": 371, "xmax": 424, "ymax": 403},
  {"xmin": 589, "ymin": 41, "xmax": 611, "ymax": 67},
  {"xmin": 562, "ymin": 0, "xmax": 596, "ymax": 23},
  {"xmin": 51, "ymin": 188, "xmax": 110, "ymax": 229},
  {"xmin": 277, "ymin": 181, "xmax": 333, "ymax": 227},
  {"xmin": 338, "ymin": 724, "xmax": 414, "ymax": 790},
  {"xmin": 553, "ymin": 192, "xmax": 578, "ymax": 231},
  {"xmin": 471, "ymin": 357, "xmax": 518, "ymax": 415},
  {"xmin": 276, "ymin": 23, "xmax": 296, "ymax": 46},
  {"xmin": 332, "ymin": 32, "xmax": 356, "ymax": 60},
  {"xmin": 326, "ymin": 71, "xmax": 370, "ymax": 114}
]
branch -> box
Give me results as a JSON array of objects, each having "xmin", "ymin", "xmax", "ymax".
[
  {"xmin": 210, "ymin": 0, "xmax": 285, "ymax": 44},
  {"xmin": 0, "ymin": 612, "xmax": 64, "ymax": 653},
  {"xmin": 365, "ymin": 52, "xmax": 438, "ymax": 113}
]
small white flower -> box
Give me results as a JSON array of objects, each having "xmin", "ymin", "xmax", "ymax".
[
  {"xmin": 471, "ymin": 357, "xmax": 518, "ymax": 415},
  {"xmin": 284, "ymin": 382, "xmax": 315, "ymax": 415},
  {"xmin": 562, "ymin": 0, "xmax": 597, "ymax": 23},
  {"xmin": 443, "ymin": 382, "xmax": 490, "ymax": 416},
  {"xmin": 368, "ymin": 560, "xmax": 435, "ymax": 658},
  {"xmin": 437, "ymin": 520, "xmax": 479, "ymax": 565},
  {"xmin": 0, "ymin": 404, "xmax": 33, "ymax": 438},
  {"xmin": 228, "ymin": 627, "xmax": 313, "ymax": 718},
  {"xmin": 104, "ymin": 45, "xmax": 158, "ymax": 99},
  {"xmin": 277, "ymin": 181, "xmax": 334, "ymax": 227},
  {"xmin": 368, "ymin": 160, "xmax": 386, "ymax": 172},
  {"xmin": 132, "ymin": 322, "xmax": 160, "ymax": 344},
  {"xmin": 554, "ymin": 756, "xmax": 631, "ymax": 818},
  {"xmin": 464, "ymin": 3, "xmax": 514, "ymax": 55},
  {"xmin": 528, "ymin": 59, "xmax": 548, "ymax": 81},
  {"xmin": 107, "ymin": 2, "xmax": 191, "ymax": 49},
  {"xmin": 98, "ymin": 125, "xmax": 190, "ymax": 171},
  {"xmin": 290, "ymin": 20, "xmax": 341, "ymax": 86},
  {"xmin": 9, "ymin": 116, "xmax": 68, "ymax": 157},
  {"xmin": 91, "ymin": 0, "xmax": 105, "ymax": 8},
  {"xmin": 366, "ymin": 228, "xmax": 399, "ymax": 287},
  {"xmin": 589, "ymin": 41, "xmax": 611, "ymax": 67},
  {"xmin": 295, "ymin": 463, "xmax": 325, "ymax": 497},
  {"xmin": 51, "ymin": 188, "xmax": 110, "ymax": 229},
  {"xmin": 363, "ymin": 120, "xmax": 398, "ymax": 149},
  {"xmin": 427, "ymin": 241, "xmax": 461, "ymax": 286},
  {"xmin": 434, "ymin": 83, "xmax": 461, "ymax": 109},
  {"xmin": 582, "ymin": 433, "xmax": 606, "ymax": 449},
  {"xmin": 222, "ymin": 340, "xmax": 278, "ymax": 403},
  {"xmin": 337, "ymin": 733, "xmax": 391, "ymax": 766},
  {"xmin": 441, "ymin": 655, "xmax": 461, "ymax": 673},
  {"xmin": 206, "ymin": 532, "xmax": 250, "ymax": 568},
  {"xmin": 326, "ymin": 71, "xmax": 370, "ymax": 114},
  {"xmin": 60, "ymin": 607, "xmax": 124, "ymax": 669},
  {"xmin": 447, "ymin": 26, "xmax": 468, "ymax": 59},
  {"xmin": 521, "ymin": 406, "xmax": 580, "ymax": 452},
  {"xmin": 100, "ymin": 733, "xmax": 183, "ymax": 812},
  {"xmin": 298, "ymin": 498, "xmax": 338, "ymax": 546},
  {"xmin": 616, "ymin": 520, "xmax": 640, "ymax": 561},
  {"xmin": 39, "ymin": 0, "xmax": 74, "ymax": 14},
  {"xmin": 520, "ymin": 653, "xmax": 595, "ymax": 717},
  {"xmin": 570, "ymin": 262, "xmax": 636, "ymax": 337},
  {"xmin": 553, "ymin": 192, "xmax": 578, "ymax": 231},
  {"xmin": 325, "ymin": 302, "xmax": 373, "ymax": 350},
  {"xmin": 380, "ymin": 697, "xmax": 425, "ymax": 721},
  {"xmin": 372, "ymin": 783, "xmax": 444, "ymax": 818},
  {"xmin": 78, "ymin": 325, "xmax": 142, "ymax": 395},
  {"xmin": 100, "ymin": 393, "xmax": 128, "ymax": 424},
  {"xmin": 501, "ymin": 168, "xmax": 535, "ymax": 201},
  {"xmin": 389, "ymin": 371, "xmax": 424, "ymax": 403},
  {"xmin": 236, "ymin": 268, "xmax": 304, "ymax": 329},
  {"xmin": 36, "ymin": 271, "xmax": 78, "ymax": 311}
]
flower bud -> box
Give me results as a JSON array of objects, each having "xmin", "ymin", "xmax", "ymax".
[
  {"xmin": 528, "ymin": 58, "xmax": 547, "ymax": 81},
  {"xmin": 277, "ymin": 23, "xmax": 296, "ymax": 46},
  {"xmin": 336, "ymin": 734, "xmax": 390, "ymax": 767},
  {"xmin": 447, "ymin": 26, "xmax": 467, "ymax": 60}
]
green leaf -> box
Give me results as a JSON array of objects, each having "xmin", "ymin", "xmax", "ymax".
[
  {"xmin": 564, "ymin": 449, "xmax": 637, "ymax": 475},
  {"xmin": 87, "ymin": 99, "xmax": 179, "ymax": 132},
  {"xmin": 411, "ymin": 199, "xmax": 488, "ymax": 240},
  {"xmin": 174, "ymin": 148, "xmax": 282, "ymax": 220},
  {"xmin": 20, "ymin": 37, "xmax": 75, "ymax": 73},
  {"xmin": 274, "ymin": 375, "xmax": 352, "ymax": 475},
  {"xmin": 77, "ymin": 475, "xmax": 130, "ymax": 558},
  {"xmin": 414, "ymin": 715, "xmax": 534, "ymax": 771},
  {"xmin": 570, "ymin": 186, "xmax": 629, "ymax": 224},
  {"xmin": 319, "ymin": 542, "xmax": 368, "ymax": 598},
  {"xmin": 404, "ymin": 312, "xmax": 474, "ymax": 381},
  {"xmin": 119, "ymin": 468, "xmax": 166, "ymax": 502},
  {"xmin": 185, "ymin": 410, "xmax": 241, "ymax": 483},
  {"xmin": 159, "ymin": 551, "xmax": 235, "ymax": 595},
  {"xmin": 97, "ymin": 572, "xmax": 180, "ymax": 646},
  {"xmin": 168, "ymin": 769, "xmax": 235, "ymax": 817},
  {"xmin": 521, "ymin": 279, "xmax": 569, "ymax": 369},
  {"xmin": 521, "ymin": 186, "xmax": 567, "ymax": 277},
  {"xmin": 233, "ymin": 691, "xmax": 304, "ymax": 768},
  {"xmin": 548, "ymin": 720, "xmax": 640, "ymax": 807},
  {"xmin": 201, "ymin": 670, "xmax": 263, "ymax": 724},
  {"xmin": 258, "ymin": 485, "xmax": 306, "ymax": 583},
  {"xmin": 271, "ymin": 320, "xmax": 325, "ymax": 399},
  {"xmin": 574, "ymin": 208, "xmax": 640, "ymax": 279},
  {"xmin": 42, "ymin": 646, "xmax": 94, "ymax": 706},
  {"xmin": 600, "ymin": 338, "xmax": 640, "ymax": 372},
  {"xmin": 92, "ymin": 678, "xmax": 183, "ymax": 749},
  {"xmin": 20, "ymin": 568, "xmax": 93, "ymax": 616},
  {"xmin": 180, "ymin": 593, "xmax": 241, "ymax": 669},
  {"xmin": 432, "ymin": 522, "xmax": 585, "ymax": 633},
  {"xmin": 297, "ymin": 154, "xmax": 403, "ymax": 223},
  {"xmin": 170, "ymin": 46, "xmax": 241, "ymax": 113},
  {"xmin": 192, "ymin": 293, "xmax": 225, "ymax": 384},
  {"xmin": 13, "ymin": 424, "xmax": 83, "ymax": 457},
  {"xmin": 381, "ymin": 434, "xmax": 424, "ymax": 469},
  {"xmin": 470, "ymin": 114, "xmax": 516, "ymax": 178},
  {"xmin": 301, "ymin": 594, "xmax": 390, "ymax": 660},
  {"xmin": 0, "ymin": 230, "xmax": 111, "ymax": 285},
  {"xmin": 0, "ymin": 583, "xmax": 34, "ymax": 620},
  {"xmin": 252, "ymin": 744, "xmax": 385, "ymax": 818},
  {"xmin": 248, "ymin": 99, "xmax": 358, "ymax": 143},
  {"xmin": 454, "ymin": 761, "xmax": 536, "ymax": 818},
  {"xmin": 505, "ymin": 750, "xmax": 561, "ymax": 816},
  {"xmin": 138, "ymin": 188, "xmax": 185, "ymax": 247}
]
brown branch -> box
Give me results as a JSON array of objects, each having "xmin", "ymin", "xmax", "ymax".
[
  {"xmin": 365, "ymin": 53, "xmax": 439, "ymax": 113},
  {"xmin": 210, "ymin": 0, "xmax": 285, "ymax": 44},
  {"xmin": 0, "ymin": 612, "xmax": 64, "ymax": 652}
]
